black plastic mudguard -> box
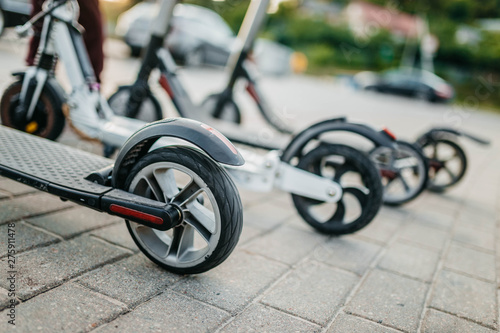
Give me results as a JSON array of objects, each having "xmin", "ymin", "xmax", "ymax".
[
  {"xmin": 280, "ymin": 118, "xmax": 396, "ymax": 162},
  {"xmin": 112, "ymin": 118, "xmax": 244, "ymax": 188}
]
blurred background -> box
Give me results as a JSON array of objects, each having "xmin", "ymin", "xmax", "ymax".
[{"xmin": 1, "ymin": 0, "xmax": 500, "ymax": 109}]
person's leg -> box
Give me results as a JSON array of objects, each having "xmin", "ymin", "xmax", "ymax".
[
  {"xmin": 26, "ymin": 0, "xmax": 44, "ymax": 66},
  {"xmin": 78, "ymin": 0, "xmax": 104, "ymax": 82},
  {"xmin": 26, "ymin": 0, "xmax": 105, "ymax": 82}
]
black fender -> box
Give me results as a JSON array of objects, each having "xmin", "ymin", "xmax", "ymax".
[
  {"xmin": 112, "ymin": 118, "xmax": 244, "ymax": 188},
  {"xmin": 11, "ymin": 71, "xmax": 67, "ymax": 111},
  {"xmin": 416, "ymin": 127, "xmax": 490, "ymax": 146},
  {"xmin": 281, "ymin": 118, "xmax": 396, "ymax": 163}
]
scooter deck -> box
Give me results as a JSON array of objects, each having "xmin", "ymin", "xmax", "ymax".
[{"xmin": 0, "ymin": 125, "xmax": 112, "ymax": 195}]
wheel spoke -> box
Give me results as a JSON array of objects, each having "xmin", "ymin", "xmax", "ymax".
[
  {"xmin": 154, "ymin": 169, "xmax": 180, "ymax": 201},
  {"xmin": 330, "ymin": 162, "xmax": 356, "ymax": 182},
  {"xmin": 165, "ymin": 226, "xmax": 184, "ymax": 260},
  {"xmin": 178, "ymin": 225, "xmax": 196, "ymax": 261},
  {"xmin": 441, "ymin": 165, "xmax": 458, "ymax": 181},
  {"xmin": 325, "ymin": 200, "xmax": 345, "ymax": 224},
  {"xmin": 431, "ymin": 142, "xmax": 438, "ymax": 159},
  {"xmin": 398, "ymin": 175, "xmax": 412, "ymax": 193},
  {"xmin": 343, "ymin": 186, "xmax": 369, "ymax": 206},
  {"xmin": 185, "ymin": 199, "xmax": 216, "ymax": 234},
  {"xmin": 173, "ymin": 181, "xmax": 203, "ymax": 206},
  {"xmin": 140, "ymin": 176, "xmax": 162, "ymax": 201},
  {"xmin": 185, "ymin": 215, "xmax": 212, "ymax": 244}
]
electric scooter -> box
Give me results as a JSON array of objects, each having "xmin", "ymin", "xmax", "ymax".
[
  {"xmin": 107, "ymin": 0, "xmax": 430, "ymax": 207},
  {"xmin": 1, "ymin": 0, "xmax": 387, "ymax": 238},
  {"xmin": 0, "ymin": 0, "xmax": 248, "ymax": 274}
]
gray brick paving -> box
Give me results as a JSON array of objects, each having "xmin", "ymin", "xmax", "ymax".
[
  {"xmin": 0, "ymin": 283, "xmax": 125, "ymax": 333},
  {"xmin": 412, "ymin": 210, "xmax": 455, "ymax": 231},
  {"xmin": 0, "ymin": 193, "xmax": 74, "ymax": 225},
  {"xmin": 243, "ymin": 225, "xmax": 325, "ymax": 265},
  {"xmin": 328, "ymin": 313, "xmax": 401, "ymax": 333},
  {"xmin": 174, "ymin": 250, "xmax": 288, "ymax": 312},
  {"xmin": 430, "ymin": 270, "xmax": 497, "ymax": 329},
  {"xmin": 243, "ymin": 201, "xmax": 295, "ymax": 231},
  {"xmin": 0, "ymin": 236, "xmax": 130, "ymax": 300},
  {"xmin": 398, "ymin": 222, "xmax": 449, "ymax": 251},
  {"xmin": 345, "ymin": 269, "xmax": 428, "ymax": 332},
  {"xmin": 95, "ymin": 290, "xmax": 229, "ymax": 333},
  {"xmin": 26, "ymin": 207, "xmax": 120, "ymax": 239},
  {"xmin": 261, "ymin": 260, "xmax": 358, "ymax": 325},
  {"xmin": 444, "ymin": 242, "xmax": 496, "ymax": 282},
  {"xmin": 0, "ymin": 288, "xmax": 17, "ymax": 311},
  {"xmin": 378, "ymin": 241, "xmax": 440, "ymax": 282},
  {"xmin": 76, "ymin": 254, "xmax": 180, "ymax": 307},
  {"xmin": 354, "ymin": 214, "xmax": 402, "ymax": 244},
  {"xmin": 0, "ymin": 178, "xmax": 37, "ymax": 196},
  {"xmin": 90, "ymin": 223, "xmax": 139, "ymax": 252},
  {"xmin": 220, "ymin": 304, "xmax": 321, "ymax": 332},
  {"xmin": 453, "ymin": 225, "xmax": 496, "ymax": 252},
  {"xmin": 313, "ymin": 236, "xmax": 382, "ymax": 275},
  {"xmin": 0, "ymin": 222, "xmax": 60, "ymax": 258},
  {"xmin": 421, "ymin": 309, "xmax": 495, "ymax": 333}
]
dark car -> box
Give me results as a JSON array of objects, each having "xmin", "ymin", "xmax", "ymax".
[
  {"xmin": 115, "ymin": 2, "xmax": 233, "ymax": 66},
  {"xmin": 0, "ymin": 0, "xmax": 31, "ymax": 35},
  {"xmin": 353, "ymin": 68, "xmax": 455, "ymax": 103}
]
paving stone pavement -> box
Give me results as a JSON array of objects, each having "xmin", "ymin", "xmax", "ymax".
[
  {"xmin": 1, "ymin": 37, "xmax": 500, "ymax": 332},
  {"xmin": 0, "ymin": 134, "xmax": 499, "ymax": 332}
]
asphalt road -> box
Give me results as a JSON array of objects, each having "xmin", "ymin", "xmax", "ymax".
[{"xmin": 0, "ymin": 32, "xmax": 498, "ymax": 144}]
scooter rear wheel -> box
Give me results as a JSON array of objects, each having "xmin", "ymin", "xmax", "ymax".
[
  {"xmin": 420, "ymin": 138, "xmax": 467, "ymax": 192},
  {"xmin": 292, "ymin": 144, "xmax": 383, "ymax": 235},
  {"xmin": 201, "ymin": 94, "xmax": 242, "ymax": 124},
  {"xmin": 123, "ymin": 146, "xmax": 243, "ymax": 274},
  {"xmin": 370, "ymin": 140, "xmax": 429, "ymax": 206},
  {"xmin": 0, "ymin": 80, "xmax": 65, "ymax": 140},
  {"xmin": 108, "ymin": 85, "xmax": 163, "ymax": 123}
]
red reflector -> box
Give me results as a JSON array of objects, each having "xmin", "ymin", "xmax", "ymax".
[
  {"xmin": 382, "ymin": 127, "xmax": 397, "ymax": 141},
  {"xmin": 246, "ymin": 83, "xmax": 260, "ymax": 103},
  {"xmin": 159, "ymin": 75, "xmax": 174, "ymax": 98},
  {"xmin": 110, "ymin": 204, "xmax": 164, "ymax": 225},
  {"xmin": 201, "ymin": 124, "xmax": 239, "ymax": 155}
]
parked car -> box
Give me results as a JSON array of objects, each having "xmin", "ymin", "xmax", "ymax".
[
  {"xmin": 115, "ymin": 2, "xmax": 296, "ymax": 75},
  {"xmin": 353, "ymin": 68, "xmax": 455, "ymax": 103},
  {"xmin": 0, "ymin": 0, "xmax": 31, "ymax": 35},
  {"xmin": 116, "ymin": 2, "xmax": 233, "ymax": 66}
]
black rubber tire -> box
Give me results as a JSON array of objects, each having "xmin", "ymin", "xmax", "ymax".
[
  {"xmin": 108, "ymin": 85, "xmax": 163, "ymax": 123},
  {"xmin": 130, "ymin": 46, "xmax": 143, "ymax": 58},
  {"xmin": 371, "ymin": 140, "xmax": 429, "ymax": 206},
  {"xmin": 123, "ymin": 146, "xmax": 243, "ymax": 274},
  {"xmin": 292, "ymin": 144, "xmax": 383, "ymax": 235},
  {"xmin": 0, "ymin": 80, "xmax": 65, "ymax": 141},
  {"xmin": 0, "ymin": 9, "xmax": 5, "ymax": 37},
  {"xmin": 421, "ymin": 139, "xmax": 467, "ymax": 193},
  {"xmin": 201, "ymin": 93, "xmax": 242, "ymax": 124}
]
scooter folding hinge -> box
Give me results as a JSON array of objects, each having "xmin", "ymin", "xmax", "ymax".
[
  {"xmin": 274, "ymin": 163, "xmax": 343, "ymax": 203},
  {"xmin": 101, "ymin": 189, "xmax": 182, "ymax": 231}
]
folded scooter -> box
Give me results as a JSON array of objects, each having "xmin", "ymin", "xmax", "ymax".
[{"xmin": 0, "ymin": 0, "xmax": 247, "ymax": 274}]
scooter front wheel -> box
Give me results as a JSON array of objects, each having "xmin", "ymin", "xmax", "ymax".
[
  {"xmin": 108, "ymin": 85, "xmax": 163, "ymax": 123},
  {"xmin": 420, "ymin": 138, "xmax": 467, "ymax": 192},
  {"xmin": 370, "ymin": 140, "xmax": 429, "ymax": 206},
  {"xmin": 201, "ymin": 94, "xmax": 242, "ymax": 124},
  {"xmin": 123, "ymin": 146, "xmax": 243, "ymax": 274},
  {"xmin": 0, "ymin": 80, "xmax": 65, "ymax": 140},
  {"xmin": 292, "ymin": 144, "xmax": 383, "ymax": 235}
]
